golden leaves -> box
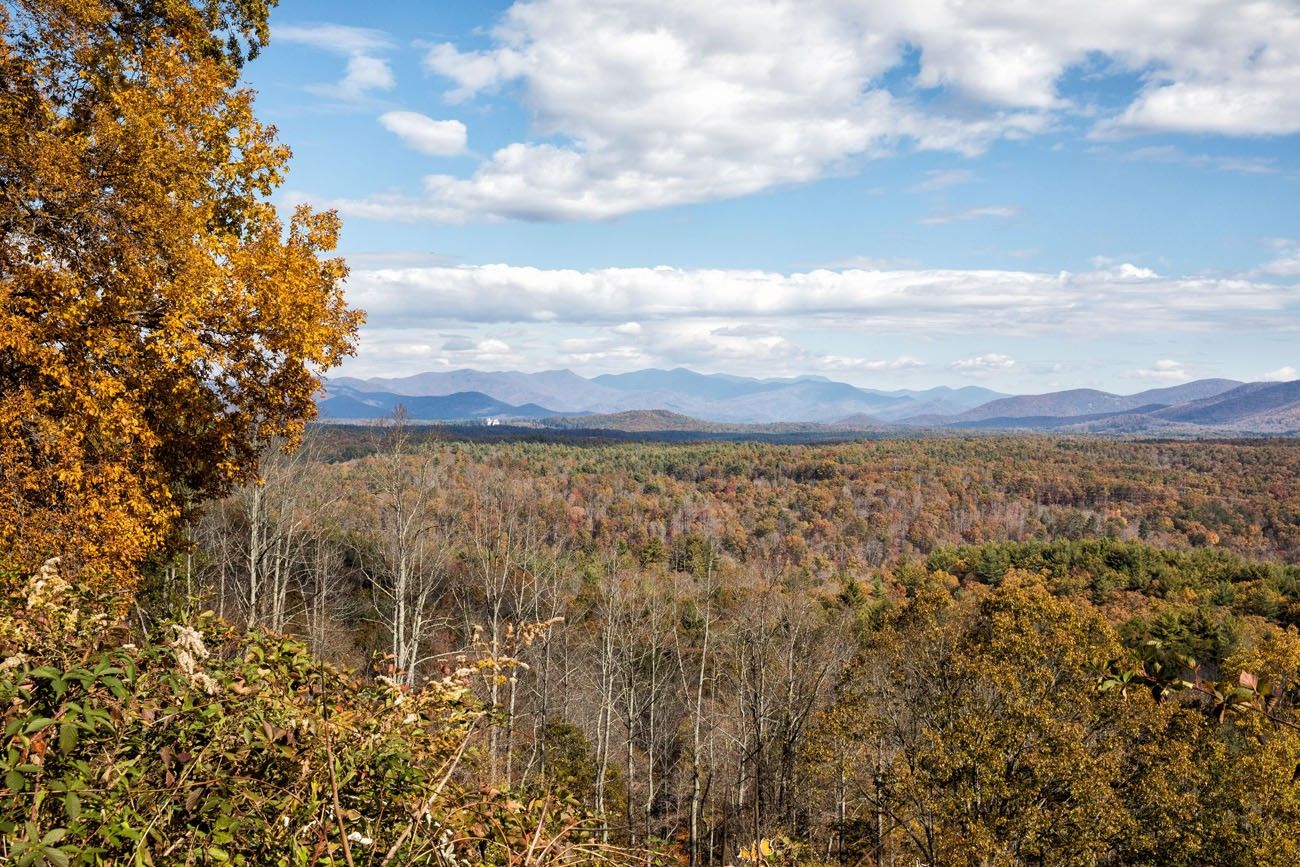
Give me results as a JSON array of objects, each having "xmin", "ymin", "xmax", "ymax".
[{"xmin": 0, "ymin": 0, "xmax": 361, "ymax": 595}]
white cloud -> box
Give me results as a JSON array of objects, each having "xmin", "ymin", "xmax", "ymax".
[
  {"xmin": 950, "ymin": 353, "xmax": 1017, "ymax": 374},
  {"xmin": 629, "ymin": 321, "xmax": 928, "ymax": 377},
  {"xmin": 425, "ymin": 43, "xmax": 528, "ymax": 103},
  {"xmin": 314, "ymin": 0, "xmax": 1300, "ymax": 222},
  {"xmin": 275, "ymin": 24, "xmax": 392, "ymax": 55},
  {"xmin": 1123, "ymin": 145, "xmax": 1279, "ymax": 176},
  {"xmin": 349, "ymin": 2, "xmax": 1059, "ymax": 221},
  {"xmin": 1261, "ymin": 241, "xmax": 1300, "ymax": 276},
  {"xmin": 278, "ymin": 22, "xmax": 395, "ymax": 102},
  {"xmin": 821, "ymin": 355, "xmax": 926, "ymax": 372},
  {"xmin": 1132, "ymin": 359, "xmax": 1191, "ymax": 381},
  {"xmin": 822, "ymin": 255, "xmax": 921, "ymax": 270},
  {"xmin": 1263, "ymin": 365, "xmax": 1297, "ymax": 382},
  {"xmin": 920, "ymin": 206, "xmax": 1021, "ymax": 225},
  {"xmin": 347, "ymin": 262, "xmax": 1300, "ymax": 336},
  {"xmin": 377, "ymin": 335, "xmax": 516, "ymax": 369},
  {"xmin": 1104, "ymin": 263, "xmax": 1159, "ymax": 280},
  {"xmin": 287, "ymin": 190, "xmax": 465, "ymax": 224},
  {"xmin": 611, "ymin": 322, "xmax": 642, "ymax": 335},
  {"xmin": 910, "ymin": 169, "xmax": 977, "ymax": 192},
  {"xmin": 325, "ymin": 55, "xmax": 396, "ymax": 101},
  {"xmin": 379, "ymin": 112, "xmax": 468, "ymax": 156}
]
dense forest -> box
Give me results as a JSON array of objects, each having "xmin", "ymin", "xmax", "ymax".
[{"xmin": 136, "ymin": 429, "xmax": 1300, "ymax": 863}]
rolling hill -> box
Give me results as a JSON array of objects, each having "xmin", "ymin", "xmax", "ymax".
[{"xmin": 945, "ymin": 379, "xmax": 1242, "ymax": 424}]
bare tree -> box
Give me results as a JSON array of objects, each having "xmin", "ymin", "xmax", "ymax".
[
  {"xmin": 197, "ymin": 437, "xmax": 324, "ymax": 633},
  {"xmin": 364, "ymin": 410, "xmax": 448, "ymax": 685}
]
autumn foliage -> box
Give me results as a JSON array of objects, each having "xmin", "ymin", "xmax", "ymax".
[
  {"xmin": 6, "ymin": 1, "xmax": 1300, "ymax": 863},
  {"xmin": 1, "ymin": 559, "xmax": 664, "ymax": 865},
  {"xmin": 0, "ymin": 0, "xmax": 362, "ymax": 593}
]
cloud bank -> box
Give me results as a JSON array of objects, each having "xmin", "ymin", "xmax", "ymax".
[{"xmin": 349, "ymin": 262, "xmax": 1300, "ymax": 334}]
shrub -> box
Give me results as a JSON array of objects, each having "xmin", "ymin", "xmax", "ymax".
[{"xmin": 0, "ymin": 559, "xmax": 661, "ymax": 865}]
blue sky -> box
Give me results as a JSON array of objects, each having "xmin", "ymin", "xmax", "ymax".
[{"xmin": 246, "ymin": 0, "xmax": 1300, "ymax": 392}]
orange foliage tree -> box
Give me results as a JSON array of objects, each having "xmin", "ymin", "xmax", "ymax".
[{"xmin": 0, "ymin": 0, "xmax": 362, "ymax": 594}]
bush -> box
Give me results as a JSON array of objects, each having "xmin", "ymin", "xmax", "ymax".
[{"xmin": 0, "ymin": 559, "xmax": 661, "ymax": 865}]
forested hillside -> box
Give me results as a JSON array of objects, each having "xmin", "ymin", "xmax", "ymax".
[{"xmin": 154, "ymin": 428, "xmax": 1300, "ymax": 864}]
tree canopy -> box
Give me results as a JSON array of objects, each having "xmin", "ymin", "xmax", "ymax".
[{"xmin": 0, "ymin": 0, "xmax": 362, "ymax": 593}]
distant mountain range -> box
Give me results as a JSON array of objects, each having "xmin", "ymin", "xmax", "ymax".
[
  {"xmin": 318, "ymin": 368, "xmax": 1300, "ymax": 436},
  {"xmin": 318, "ymin": 387, "xmax": 560, "ymax": 422},
  {"xmin": 325, "ymin": 368, "xmax": 1004, "ymax": 424}
]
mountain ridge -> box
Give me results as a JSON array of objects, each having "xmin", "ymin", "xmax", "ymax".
[
  {"xmin": 324, "ymin": 367, "xmax": 1005, "ymax": 423},
  {"xmin": 317, "ymin": 369, "xmax": 1299, "ymax": 435}
]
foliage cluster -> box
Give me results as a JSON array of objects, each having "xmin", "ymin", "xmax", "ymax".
[
  {"xmin": 0, "ymin": 559, "xmax": 660, "ymax": 865},
  {"xmin": 804, "ymin": 571, "xmax": 1300, "ymax": 866},
  {"xmin": 311, "ymin": 433, "xmax": 1300, "ymax": 567},
  {"xmin": 0, "ymin": 0, "xmax": 361, "ymax": 595}
]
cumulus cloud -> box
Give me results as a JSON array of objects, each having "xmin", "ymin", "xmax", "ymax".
[
  {"xmin": 346, "ymin": 262, "xmax": 1300, "ymax": 337},
  {"xmin": 425, "ymin": 43, "xmax": 528, "ymax": 103},
  {"xmin": 347, "ymin": 316, "xmax": 935, "ymax": 381},
  {"xmin": 278, "ymin": 22, "xmax": 395, "ymax": 102},
  {"xmin": 951, "ymin": 353, "xmax": 1017, "ymax": 374},
  {"xmin": 379, "ymin": 112, "xmax": 468, "ymax": 156},
  {"xmin": 1131, "ymin": 359, "xmax": 1191, "ymax": 382},
  {"xmin": 343, "ymin": 2, "xmax": 1059, "ymax": 221},
  {"xmin": 379, "ymin": 335, "xmax": 515, "ymax": 369},
  {"xmin": 326, "ymin": 55, "xmax": 396, "ymax": 101},
  {"xmin": 625, "ymin": 321, "xmax": 927, "ymax": 377},
  {"xmin": 1263, "ymin": 365, "xmax": 1297, "ymax": 382},
  {"xmin": 334, "ymin": 255, "xmax": 1300, "ymax": 380},
  {"xmin": 315, "ymin": 0, "xmax": 1300, "ymax": 222}
]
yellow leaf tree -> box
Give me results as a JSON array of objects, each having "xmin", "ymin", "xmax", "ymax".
[{"xmin": 0, "ymin": 0, "xmax": 362, "ymax": 595}]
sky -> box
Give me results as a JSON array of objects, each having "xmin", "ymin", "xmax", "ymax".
[{"xmin": 246, "ymin": 0, "xmax": 1300, "ymax": 393}]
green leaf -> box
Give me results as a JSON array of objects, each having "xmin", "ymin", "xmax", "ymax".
[
  {"xmin": 58, "ymin": 724, "xmax": 77, "ymax": 755},
  {"xmin": 24, "ymin": 718, "xmax": 55, "ymax": 735}
]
